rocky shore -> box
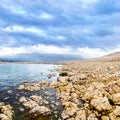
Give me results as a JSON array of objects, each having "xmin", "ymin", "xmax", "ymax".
[{"xmin": 1, "ymin": 60, "xmax": 120, "ymax": 120}]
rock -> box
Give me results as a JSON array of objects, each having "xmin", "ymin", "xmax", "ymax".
[
  {"xmin": 17, "ymin": 85, "xmax": 25, "ymax": 90},
  {"xmin": 30, "ymin": 95, "xmax": 43, "ymax": 104},
  {"xmin": 0, "ymin": 114, "xmax": 10, "ymax": 120},
  {"xmin": 0, "ymin": 103, "xmax": 14, "ymax": 120},
  {"xmin": 90, "ymin": 97, "xmax": 112, "ymax": 112},
  {"xmin": 79, "ymin": 74, "xmax": 86, "ymax": 80},
  {"xmin": 19, "ymin": 87, "xmax": 63, "ymax": 119},
  {"xmin": 113, "ymin": 106, "xmax": 120, "ymax": 116},
  {"xmin": 57, "ymin": 76, "xmax": 69, "ymax": 83},
  {"xmin": 112, "ymin": 93, "xmax": 120, "ymax": 104},
  {"xmin": 29, "ymin": 106, "xmax": 51, "ymax": 115},
  {"xmin": 109, "ymin": 112, "xmax": 120, "ymax": 120},
  {"xmin": 40, "ymin": 81, "xmax": 50, "ymax": 87},
  {"xmin": 87, "ymin": 113, "xmax": 98, "ymax": 120},
  {"xmin": 68, "ymin": 118, "xmax": 75, "ymax": 120},
  {"xmin": 75, "ymin": 110, "xmax": 86, "ymax": 120},
  {"xmin": 69, "ymin": 74, "xmax": 86, "ymax": 83},
  {"xmin": 50, "ymin": 81, "xmax": 58, "ymax": 88},
  {"xmin": 47, "ymin": 74, "xmax": 52, "ymax": 79},
  {"xmin": 101, "ymin": 116, "xmax": 110, "ymax": 120},
  {"xmin": 83, "ymin": 82, "xmax": 106, "ymax": 101},
  {"xmin": 104, "ymin": 80, "xmax": 120, "ymax": 94},
  {"xmin": 38, "ymin": 87, "xmax": 63, "ymax": 112},
  {"xmin": 62, "ymin": 102, "xmax": 78, "ymax": 119},
  {"xmin": 23, "ymin": 99, "xmax": 38, "ymax": 109},
  {"xmin": 19, "ymin": 96, "xmax": 27, "ymax": 103}
]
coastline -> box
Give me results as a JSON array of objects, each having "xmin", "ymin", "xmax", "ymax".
[{"xmin": 1, "ymin": 59, "xmax": 120, "ymax": 119}]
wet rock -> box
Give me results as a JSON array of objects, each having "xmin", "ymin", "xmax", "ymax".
[
  {"xmin": 29, "ymin": 106, "xmax": 51, "ymax": 116},
  {"xmin": 0, "ymin": 103, "xmax": 14, "ymax": 120},
  {"xmin": 19, "ymin": 96, "xmax": 27, "ymax": 103},
  {"xmin": 0, "ymin": 114, "xmax": 10, "ymax": 120},
  {"xmin": 47, "ymin": 74, "xmax": 52, "ymax": 79},
  {"xmin": 22, "ymin": 99, "xmax": 38, "ymax": 109},
  {"xmin": 17, "ymin": 85, "xmax": 25, "ymax": 90},
  {"xmin": 19, "ymin": 87, "xmax": 63, "ymax": 119}
]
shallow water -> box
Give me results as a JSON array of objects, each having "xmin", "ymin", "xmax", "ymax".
[{"xmin": 0, "ymin": 64, "xmax": 59, "ymax": 90}]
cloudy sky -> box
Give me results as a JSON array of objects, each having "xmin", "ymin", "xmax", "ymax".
[{"xmin": 0, "ymin": 0, "xmax": 120, "ymax": 58}]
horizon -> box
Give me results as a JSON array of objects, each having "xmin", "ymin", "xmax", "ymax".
[{"xmin": 0, "ymin": 0, "xmax": 120, "ymax": 59}]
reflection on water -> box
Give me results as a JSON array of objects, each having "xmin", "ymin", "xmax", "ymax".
[{"xmin": 0, "ymin": 64, "xmax": 59, "ymax": 90}]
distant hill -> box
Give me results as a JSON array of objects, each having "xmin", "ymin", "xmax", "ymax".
[
  {"xmin": 96, "ymin": 52, "xmax": 120, "ymax": 61},
  {"xmin": 102, "ymin": 52, "xmax": 120, "ymax": 58},
  {"xmin": 0, "ymin": 53, "xmax": 83, "ymax": 63}
]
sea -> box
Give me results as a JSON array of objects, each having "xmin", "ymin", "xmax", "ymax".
[{"xmin": 0, "ymin": 64, "xmax": 60, "ymax": 91}]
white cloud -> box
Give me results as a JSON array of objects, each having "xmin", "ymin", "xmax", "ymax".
[
  {"xmin": 55, "ymin": 35, "xmax": 66, "ymax": 40},
  {"xmin": 50, "ymin": 35, "xmax": 67, "ymax": 41},
  {"xmin": 39, "ymin": 12, "xmax": 55, "ymax": 20},
  {"xmin": 43, "ymin": 0, "xmax": 99, "ymax": 14},
  {"xmin": 0, "ymin": 44, "xmax": 120, "ymax": 58},
  {"xmin": 2, "ymin": 25, "xmax": 47, "ymax": 37}
]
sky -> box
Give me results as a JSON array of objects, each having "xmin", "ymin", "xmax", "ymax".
[{"xmin": 0, "ymin": 0, "xmax": 120, "ymax": 58}]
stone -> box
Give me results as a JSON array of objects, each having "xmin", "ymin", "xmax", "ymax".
[
  {"xmin": 90, "ymin": 97, "xmax": 112, "ymax": 112},
  {"xmin": 113, "ymin": 106, "xmax": 120, "ymax": 116},
  {"xmin": 68, "ymin": 118, "xmax": 75, "ymax": 120},
  {"xmin": 62, "ymin": 102, "xmax": 78, "ymax": 119},
  {"xmin": 50, "ymin": 81, "xmax": 58, "ymax": 88},
  {"xmin": 109, "ymin": 112, "xmax": 116, "ymax": 120},
  {"xmin": 29, "ymin": 106, "xmax": 51, "ymax": 115},
  {"xmin": 87, "ymin": 113, "xmax": 98, "ymax": 120},
  {"xmin": 75, "ymin": 110, "xmax": 86, "ymax": 120},
  {"xmin": 40, "ymin": 81, "xmax": 50, "ymax": 87},
  {"xmin": 83, "ymin": 82, "xmax": 106, "ymax": 101},
  {"xmin": 19, "ymin": 96, "xmax": 27, "ymax": 103},
  {"xmin": 57, "ymin": 76, "xmax": 68, "ymax": 83},
  {"xmin": 104, "ymin": 80, "xmax": 120, "ymax": 94},
  {"xmin": 30, "ymin": 95, "xmax": 43, "ymax": 104},
  {"xmin": 17, "ymin": 85, "xmax": 25, "ymax": 90},
  {"xmin": 23, "ymin": 100, "xmax": 38, "ymax": 109},
  {"xmin": 101, "ymin": 116, "xmax": 110, "ymax": 120},
  {"xmin": 112, "ymin": 93, "xmax": 120, "ymax": 105},
  {"xmin": 47, "ymin": 74, "xmax": 52, "ymax": 79},
  {"xmin": 79, "ymin": 74, "xmax": 86, "ymax": 80},
  {"xmin": 0, "ymin": 103, "xmax": 14, "ymax": 120},
  {"xmin": 0, "ymin": 114, "xmax": 10, "ymax": 120}
]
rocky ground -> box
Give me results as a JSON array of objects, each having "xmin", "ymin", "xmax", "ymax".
[{"xmin": 0, "ymin": 60, "xmax": 120, "ymax": 120}]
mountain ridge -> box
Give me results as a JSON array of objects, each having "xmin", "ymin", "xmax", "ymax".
[{"xmin": 0, "ymin": 53, "xmax": 83, "ymax": 63}]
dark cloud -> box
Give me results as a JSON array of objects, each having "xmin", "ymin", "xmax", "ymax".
[{"xmin": 0, "ymin": 0, "xmax": 120, "ymax": 54}]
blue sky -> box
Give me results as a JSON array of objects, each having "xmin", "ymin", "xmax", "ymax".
[{"xmin": 0, "ymin": 0, "xmax": 120, "ymax": 58}]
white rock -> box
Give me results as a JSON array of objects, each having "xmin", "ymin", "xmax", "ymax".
[
  {"xmin": 19, "ymin": 96, "xmax": 27, "ymax": 103},
  {"xmin": 90, "ymin": 97, "xmax": 112, "ymax": 112},
  {"xmin": 113, "ymin": 106, "xmax": 120, "ymax": 116},
  {"xmin": 29, "ymin": 106, "xmax": 51, "ymax": 115},
  {"xmin": 112, "ymin": 93, "xmax": 120, "ymax": 104}
]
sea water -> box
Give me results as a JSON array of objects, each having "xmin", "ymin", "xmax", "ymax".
[{"xmin": 0, "ymin": 64, "xmax": 59, "ymax": 90}]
